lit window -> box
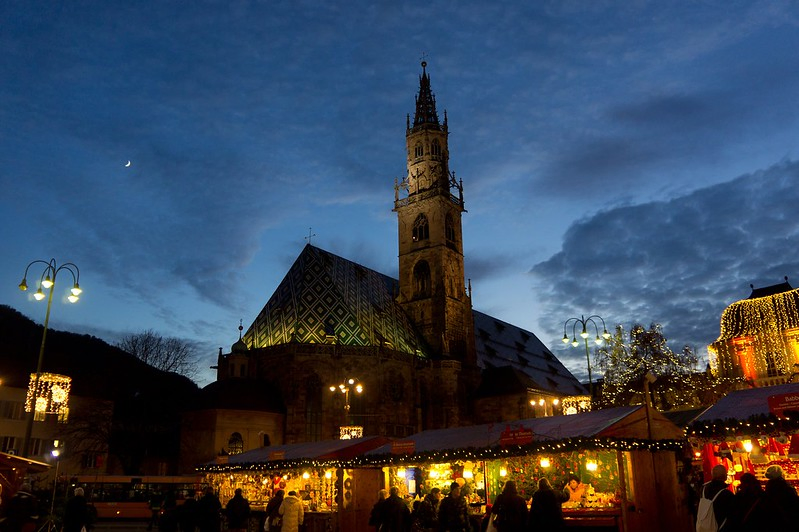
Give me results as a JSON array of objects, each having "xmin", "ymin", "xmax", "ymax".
[{"xmin": 227, "ymin": 432, "xmax": 244, "ymax": 455}]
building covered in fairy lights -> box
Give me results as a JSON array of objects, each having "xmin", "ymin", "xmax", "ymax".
[{"xmin": 708, "ymin": 277, "xmax": 799, "ymax": 387}]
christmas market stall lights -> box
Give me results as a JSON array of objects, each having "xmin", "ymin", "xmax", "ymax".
[
  {"xmin": 688, "ymin": 382, "xmax": 799, "ymax": 490},
  {"xmin": 196, "ymin": 436, "xmax": 390, "ymax": 532},
  {"xmin": 360, "ymin": 405, "xmax": 691, "ymax": 532}
]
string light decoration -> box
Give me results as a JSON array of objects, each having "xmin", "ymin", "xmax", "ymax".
[
  {"xmin": 25, "ymin": 373, "xmax": 71, "ymax": 415},
  {"xmin": 340, "ymin": 426, "xmax": 363, "ymax": 439},
  {"xmin": 562, "ymin": 396, "xmax": 592, "ymax": 415},
  {"xmin": 196, "ymin": 436, "xmax": 684, "ymax": 473},
  {"xmin": 709, "ymin": 287, "xmax": 799, "ymax": 382}
]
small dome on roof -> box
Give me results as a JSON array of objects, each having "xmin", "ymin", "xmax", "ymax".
[{"xmin": 231, "ymin": 338, "xmax": 248, "ymax": 354}]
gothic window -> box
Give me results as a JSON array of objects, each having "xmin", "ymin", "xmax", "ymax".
[
  {"xmin": 414, "ymin": 261, "xmax": 431, "ymax": 298},
  {"xmin": 227, "ymin": 432, "xmax": 244, "ymax": 455},
  {"xmin": 445, "ymin": 214, "xmax": 456, "ymax": 243},
  {"xmin": 431, "ymin": 139, "xmax": 441, "ymax": 156},
  {"xmin": 263, "ymin": 434, "xmax": 271, "ymax": 447},
  {"xmin": 413, "ymin": 214, "xmax": 429, "ymax": 242},
  {"xmin": 414, "ymin": 143, "xmax": 423, "ymax": 158}
]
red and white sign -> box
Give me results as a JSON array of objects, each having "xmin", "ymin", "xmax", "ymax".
[
  {"xmin": 499, "ymin": 425, "xmax": 534, "ymax": 446},
  {"xmin": 391, "ymin": 440, "xmax": 415, "ymax": 455},
  {"xmin": 767, "ymin": 393, "xmax": 799, "ymax": 418}
]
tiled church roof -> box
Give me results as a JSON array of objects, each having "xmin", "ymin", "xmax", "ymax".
[
  {"xmin": 244, "ymin": 245, "xmax": 429, "ymax": 356},
  {"xmin": 243, "ymin": 245, "xmax": 583, "ymax": 395}
]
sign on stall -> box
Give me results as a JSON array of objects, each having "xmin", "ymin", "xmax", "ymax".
[
  {"xmin": 499, "ymin": 426, "xmax": 534, "ymax": 446},
  {"xmin": 768, "ymin": 393, "xmax": 799, "ymax": 418}
]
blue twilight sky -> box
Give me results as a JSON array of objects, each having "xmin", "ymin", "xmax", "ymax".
[{"xmin": 2, "ymin": 1, "xmax": 799, "ymax": 387}]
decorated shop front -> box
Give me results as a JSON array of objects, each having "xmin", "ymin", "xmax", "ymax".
[
  {"xmin": 688, "ymin": 382, "xmax": 799, "ymax": 492},
  {"xmin": 196, "ymin": 436, "xmax": 390, "ymax": 532},
  {"xmin": 359, "ymin": 405, "xmax": 691, "ymax": 532}
]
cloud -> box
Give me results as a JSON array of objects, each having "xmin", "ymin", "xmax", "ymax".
[{"xmin": 531, "ymin": 159, "xmax": 799, "ymax": 375}]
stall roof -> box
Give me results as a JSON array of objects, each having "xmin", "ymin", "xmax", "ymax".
[
  {"xmin": 365, "ymin": 405, "xmax": 679, "ymax": 457},
  {"xmin": 695, "ymin": 382, "xmax": 799, "ymax": 422},
  {"xmin": 199, "ymin": 436, "xmax": 391, "ymax": 471}
]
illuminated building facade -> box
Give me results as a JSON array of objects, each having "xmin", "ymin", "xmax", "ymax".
[
  {"xmin": 180, "ymin": 64, "xmax": 584, "ymax": 471},
  {"xmin": 708, "ymin": 277, "xmax": 799, "ymax": 387}
]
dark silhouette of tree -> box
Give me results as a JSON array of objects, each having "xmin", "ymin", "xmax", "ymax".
[{"xmin": 117, "ymin": 329, "xmax": 199, "ymax": 380}]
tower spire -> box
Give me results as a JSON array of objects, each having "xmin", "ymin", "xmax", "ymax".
[{"xmin": 412, "ymin": 61, "xmax": 440, "ymax": 129}]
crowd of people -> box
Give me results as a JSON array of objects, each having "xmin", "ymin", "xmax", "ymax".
[
  {"xmin": 697, "ymin": 464, "xmax": 799, "ymax": 532},
  {"xmin": 368, "ymin": 479, "xmax": 571, "ymax": 532}
]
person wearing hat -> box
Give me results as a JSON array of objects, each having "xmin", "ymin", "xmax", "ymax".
[
  {"xmin": 437, "ymin": 482, "xmax": 470, "ymax": 532},
  {"xmin": 764, "ymin": 464, "xmax": 799, "ymax": 530}
]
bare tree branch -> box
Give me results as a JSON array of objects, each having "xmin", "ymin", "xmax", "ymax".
[{"xmin": 117, "ymin": 329, "xmax": 200, "ymax": 381}]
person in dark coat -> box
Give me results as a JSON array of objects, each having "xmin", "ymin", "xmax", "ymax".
[
  {"xmin": 225, "ymin": 489, "xmax": 250, "ymax": 532},
  {"xmin": 380, "ymin": 487, "xmax": 411, "ymax": 532},
  {"xmin": 368, "ymin": 490, "xmax": 387, "ymax": 530},
  {"xmin": 415, "ymin": 488, "xmax": 441, "ymax": 532},
  {"xmin": 196, "ymin": 487, "xmax": 222, "ymax": 532},
  {"xmin": 529, "ymin": 478, "xmax": 568, "ymax": 532},
  {"xmin": 178, "ymin": 491, "xmax": 199, "ymax": 532},
  {"xmin": 62, "ymin": 488, "xmax": 89, "ymax": 532},
  {"xmin": 491, "ymin": 481, "xmax": 527, "ymax": 532},
  {"xmin": 699, "ymin": 465, "xmax": 734, "ymax": 530},
  {"xmin": 725, "ymin": 473, "xmax": 779, "ymax": 532},
  {"xmin": 437, "ymin": 482, "xmax": 469, "ymax": 532},
  {"xmin": 763, "ymin": 464, "xmax": 799, "ymax": 531},
  {"xmin": 1, "ymin": 483, "xmax": 40, "ymax": 532},
  {"xmin": 264, "ymin": 490, "xmax": 284, "ymax": 531}
]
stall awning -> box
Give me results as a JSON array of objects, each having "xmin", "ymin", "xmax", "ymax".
[
  {"xmin": 0, "ymin": 452, "xmax": 50, "ymax": 495},
  {"xmin": 695, "ymin": 382, "xmax": 799, "ymax": 423},
  {"xmin": 362, "ymin": 405, "xmax": 683, "ymax": 464},
  {"xmin": 198, "ymin": 436, "xmax": 391, "ymax": 472}
]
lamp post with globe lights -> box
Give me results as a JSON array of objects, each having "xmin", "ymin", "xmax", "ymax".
[
  {"xmin": 562, "ymin": 314, "xmax": 611, "ymax": 398},
  {"xmin": 329, "ymin": 378, "xmax": 364, "ymax": 439},
  {"xmin": 18, "ymin": 258, "xmax": 82, "ymax": 457}
]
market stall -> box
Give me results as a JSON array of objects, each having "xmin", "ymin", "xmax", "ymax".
[
  {"xmin": 358, "ymin": 405, "xmax": 690, "ymax": 532},
  {"xmin": 688, "ymin": 382, "xmax": 799, "ymax": 492},
  {"xmin": 196, "ymin": 436, "xmax": 390, "ymax": 532}
]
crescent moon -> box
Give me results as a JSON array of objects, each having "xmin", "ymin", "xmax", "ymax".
[{"xmin": 125, "ymin": 161, "xmax": 131, "ymax": 167}]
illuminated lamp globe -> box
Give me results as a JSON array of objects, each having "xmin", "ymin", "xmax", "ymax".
[
  {"xmin": 41, "ymin": 275, "xmax": 53, "ymax": 289},
  {"xmin": 34, "ymin": 289, "xmax": 46, "ymax": 301}
]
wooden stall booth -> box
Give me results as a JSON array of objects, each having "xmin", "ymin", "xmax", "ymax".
[
  {"xmin": 357, "ymin": 406, "xmax": 691, "ymax": 532},
  {"xmin": 0, "ymin": 451, "xmax": 50, "ymax": 501},
  {"xmin": 196, "ymin": 436, "xmax": 390, "ymax": 532},
  {"xmin": 689, "ymin": 382, "xmax": 799, "ymax": 493}
]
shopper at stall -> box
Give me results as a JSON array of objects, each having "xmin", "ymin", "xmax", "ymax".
[
  {"xmin": 264, "ymin": 490, "xmax": 284, "ymax": 531},
  {"xmin": 278, "ymin": 491, "xmax": 304, "ymax": 532},
  {"xmin": 225, "ymin": 489, "xmax": 250, "ymax": 532},
  {"xmin": 491, "ymin": 481, "xmax": 527, "ymax": 531},
  {"xmin": 725, "ymin": 473, "xmax": 778, "ymax": 531},
  {"xmin": 197, "ymin": 487, "xmax": 222, "ymax": 532},
  {"xmin": 437, "ymin": 482, "xmax": 470, "ymax": 532},
  {"xmin": 763, "ymin": 464, "xmax": 799, "ymax": 530},
  {"xmin": 529, "ymin": 478, "xmax": 567, "ymax": 532},
  {"xmin": 178, "ymin": 491, "xmax": 199, "ymax": 532},
  {"xmin": 696, "ymin": 464, "xmax": 734, "ymax": 532},
  {"xmin": 369, "ymin": 489, "xmax": 388, "ymax": 530},
  {"xmin": 415, "ymin": 487, "xmax": 441, "ymax": 532},
  {"xmin": 379, "ymin": 486, "xmax": 411, "ymax": 532}
]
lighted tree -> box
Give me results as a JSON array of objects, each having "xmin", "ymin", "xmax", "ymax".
[{"xmin": 595, "ymin": 323, "xmax": 701, "ymax": 410}]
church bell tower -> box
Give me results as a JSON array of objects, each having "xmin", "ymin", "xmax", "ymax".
[{"xmin": 394, "ymin": 62, "xmax": 475, "ymax": 364}]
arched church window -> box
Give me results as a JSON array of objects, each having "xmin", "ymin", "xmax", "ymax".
[
  {"xmin": 414, "ymin": 261, "xmax": 431, "ymax": 298},
  {"xmin": 445, "ymin": 214, "xmax": 456, "ymax": 243},
  {"xmin": 413, "ymin": 214, "xmax": 429, "ymax": 242},
  {"xmin": 227, "ymin": 432, "xmax": 244, "ymax": 455},
  {"xmin": 431, "ymin": 139, "xmax": 441, "ymax": 156},
  {"xmin": 414, "ymin": 143, "xmax": 424, "ymax": 158}
]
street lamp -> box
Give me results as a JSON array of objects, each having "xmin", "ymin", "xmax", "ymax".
[
  {"xmin": 329, "ymin": 378, "xmax": 364, "ymax": 439},
  {"xmin": 562, "ymin": 314, "xmax": 611, "ymax": 398},
  {"xmin": 18, "ymin": 259, "xmax": 82, "ymax": 457}
]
